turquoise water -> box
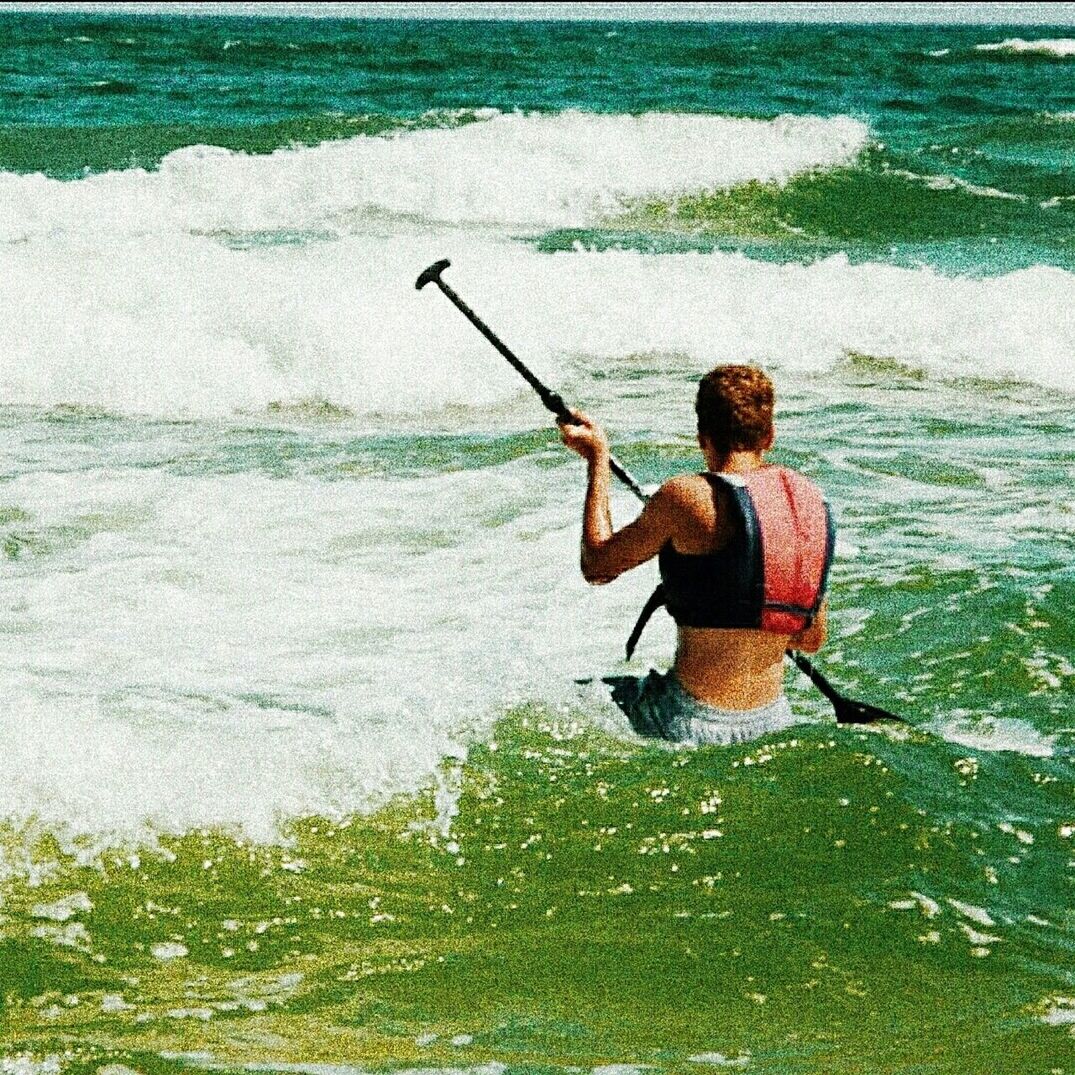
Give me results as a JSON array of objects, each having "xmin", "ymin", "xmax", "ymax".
[
  {"xmin": 3, "ymin": 15, "xmax": 1074, "ymax": 271},
  {"xmin": 1, "ymin": 13, "xmax": 1074, "ymax": 1075}
]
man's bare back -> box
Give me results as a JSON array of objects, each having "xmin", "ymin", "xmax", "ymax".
[{"xmin": 558, "ymin": 435, "xmax": 827, "ymax": 710}]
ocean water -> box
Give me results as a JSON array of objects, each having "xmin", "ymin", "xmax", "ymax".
[{"xmin": 1, "ymin": 12, "xmax": 1074, "ymax": 1075}]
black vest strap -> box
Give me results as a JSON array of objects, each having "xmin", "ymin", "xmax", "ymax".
[{"xmin": 625, "ymin": 584, "xmax": 666, "ymax": 659}]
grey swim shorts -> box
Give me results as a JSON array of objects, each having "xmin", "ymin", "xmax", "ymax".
[{"xmin": 604, "ymin": 669, "xmax": 800, "ymax": 746}]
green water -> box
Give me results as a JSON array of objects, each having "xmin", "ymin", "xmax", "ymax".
[
  {"xmin": 3, "ymin": 374, "xmax": 1074, "ymax": 1073},
  {"xmin": 3, "ymin": 712, "xmax": 1075, "ymax": 1074}
]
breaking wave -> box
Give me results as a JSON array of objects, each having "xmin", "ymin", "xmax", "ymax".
[
  {"xmin": 1, "ymin": 235, "xmax": 1073, "ymax": 419},
  {"xmin": 0, "ymin": 110, "xmax": 870, "ymax": 240},
  {"xmin": 975, "ymin": 37, "xmax": 1075, "ymax": 59}
]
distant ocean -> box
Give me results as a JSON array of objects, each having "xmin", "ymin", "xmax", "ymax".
[{"xmin": 1, "ymin": 12, "xmax": 1074, "ymax": 1075}]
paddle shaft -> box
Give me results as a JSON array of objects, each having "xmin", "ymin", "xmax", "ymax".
[
  {"xmin": 415, "ymin": 258, "xmax": 903, "ymax": 725},
  {"xmin": 788, "ymin": 649, "xmax": 842, "ymax": 704},
  {"xmin": 416, "ymin": 260, "xmax": 648, "ymax": 502}
]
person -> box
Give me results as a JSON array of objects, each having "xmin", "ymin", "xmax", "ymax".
[{"xmin": 559, "ymin": 364, "xmax": 834, "ymax": 746}]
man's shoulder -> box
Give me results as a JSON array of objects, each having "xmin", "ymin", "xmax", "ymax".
[
  {"xmin": 653, "ymin": 473, "xmax": 715, "ymax": 513},
  {"xmin": 658, "ymin": 472, "xmax": 711, "ymax": 497}
]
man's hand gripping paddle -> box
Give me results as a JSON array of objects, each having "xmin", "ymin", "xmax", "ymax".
[{"xmin": 416, "ymin": 258, "xmax": 906, "ymax": 726}]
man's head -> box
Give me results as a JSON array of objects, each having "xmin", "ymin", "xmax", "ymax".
[{"xmin": 695, "ymin": 364, "xmax": 775, "ymax": 459}]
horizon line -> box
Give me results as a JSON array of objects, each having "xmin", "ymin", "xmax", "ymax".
[{"xmin": 1, "ymin": 3, "xmax": 1074, "ymax": 27}]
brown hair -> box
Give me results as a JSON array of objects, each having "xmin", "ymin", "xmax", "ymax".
[{"xmin": 695, "ymin": 364, "xmax": 774, "ymax": 457}]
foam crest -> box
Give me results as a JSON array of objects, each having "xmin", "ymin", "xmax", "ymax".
[
  {"xmin": 0, "ymin": 110, "xmax": 869, "ymax": 239},
  {"xmin": 976, "ymin": 38, "xmax": 1075, "ymax": 57},
  {"xmin": 0, "ymin": 461, "xmax": 626, "ymax": 844},
  {"xmin": 0, "ymin": 234, "xmax": 540, "ymax": 417},
  {"xmin": 932, "ymin": 716, "xmax": 1056, "ymax": 758},
  {"xmin": 2, "ymin": 235, "xmax": 1073, "ymax": 419},
  {"xmin": 0, "ymin": 680, "xmax": 458, "ymax": 846}
]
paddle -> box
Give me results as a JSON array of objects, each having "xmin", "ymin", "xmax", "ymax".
[
  {"xmin": 416, "ymin": 259, "xmax": 647, "ymax": 500},
  {"xmin": 416, "ymin": 257, "xmax": 906, "ymax": 726}
]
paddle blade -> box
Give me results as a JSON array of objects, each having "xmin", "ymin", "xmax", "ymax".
[
  {"xmin": 832, "ymin": 695, "xmax": 907, "ymax": 725},
  {"xmin": 788, "ymin": 651, "xmax": 908, "ymax": 725}
]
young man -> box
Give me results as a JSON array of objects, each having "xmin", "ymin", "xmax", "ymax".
[{"xmin": 560, "ymin": 364, "xmax": 833, "ymax": 746}]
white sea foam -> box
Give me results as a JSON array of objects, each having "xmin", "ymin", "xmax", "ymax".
[
  {"xmin": 921, "ymin": 174, "xmax": 1027, "ymax": 202},
  {"xmin": 2, "ymin": 235, "xmax": 1073, "ymax": 420},
  {"xmin": 976, "ymin": 37, "xmax": 1075, "ymax": 58},
  {"xmin": 0, "ymin": 233, "xmax": 543, "ymax": 417},
  {"xmin": 0, "ymin": 456, "xmax": 649, "ymax": 846},
  {"xmin": 932, "ymin": 716, "xmax": 1056, "ymax": 758},
  {"xmin": 0, "ymin": 1060, "xmax": 61, "ymax": 1075},
  {"xmin": 886, "ymin": 166, "xmax": 1028, "ymax": 202},
  {"xmin": 1042, "ymin": 1001, "xmax": 1075, "ymax": 1026},
  {"xmin": 0, "ymin": 110, "xmax": 868, "ymax": 240}
]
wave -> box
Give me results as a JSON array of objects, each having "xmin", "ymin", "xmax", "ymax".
[
  {"xmin": 1, "ymin": 234, "xmax": 1073, "ymax": 421},
  {"xmin": 0, "ymin": 109, "xmax": 485, "ymax": 179},
  {"xmin": 1, "ymin": 708, "xmax": 1072, "ymax": 1070},
  {"xmin": 3, "ymin": 111, "xmax": 1069, "ymax": 263},
  {"xmin": 0, "ymin": 110, "xmax": 870, "ymax": 239},
  {"xmin": 628, "ymin": 150, "xmax": 1065, "ymax": 246},
  {"xmin": 975, "ymin": 37, "xmax": 1075, "ymax": 59},
  {"xmin": 964, "ymin": 109, "xmax": 1075, "ymax": 145},
  {"xmin": 925, "ymin": 38, "xmax": 1075, "ymax": 64}
]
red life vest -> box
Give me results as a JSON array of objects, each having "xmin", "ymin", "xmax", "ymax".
[{"xmin": 625, "ymin": 466, "xmax": 835, "ymax": 658}]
